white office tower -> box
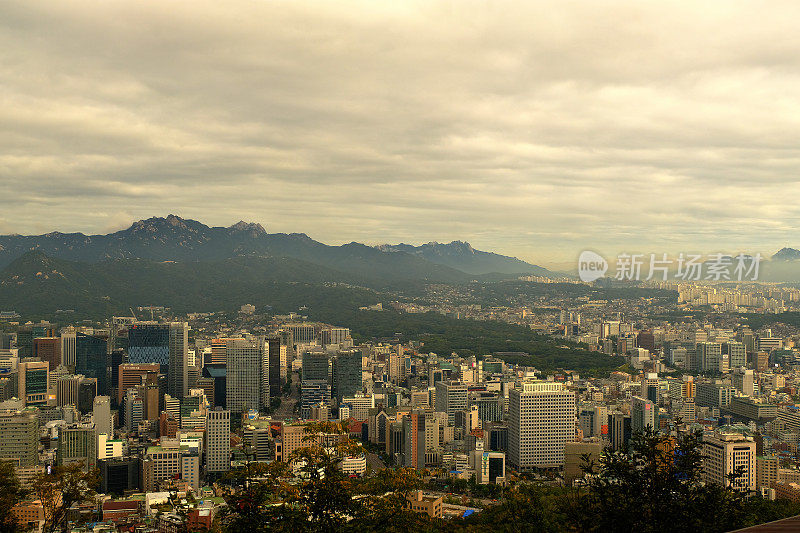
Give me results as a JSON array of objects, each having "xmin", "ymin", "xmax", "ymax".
[
  {"xmin": 206, "ymin": 409, "xmax": 231, "ymax": 473},
  {"xmin": 703, "ymin": 432, "xmax": 756, "ymax": 491},
  {"xmin": 509, "ymin": 381, "xmax": 576, "ymax": 470},
  {"xmin": 168, "ymin": 322, "xmax": 189, "ymax": 399},
  {"xmin": 226, "ymin": 337, "xmax": 268, "ymax": 413},
  {"xmin": 93, "ymin": 395, "xmax": 113, "ymax": 438},
  {"xmin": 61, "ymin": 329, "xmax": 77, "ymax": 368}
]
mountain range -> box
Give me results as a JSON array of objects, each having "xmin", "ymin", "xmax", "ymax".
[{"xmin": 0, "ymin": 215, "xmax": 548, "ymax": 279}]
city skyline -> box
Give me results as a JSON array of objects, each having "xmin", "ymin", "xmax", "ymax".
[{"xmin": 3, "ymin": 1, "xmax": 800, "ymax": 265}]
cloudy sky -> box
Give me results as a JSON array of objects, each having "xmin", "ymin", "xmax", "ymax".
[{"xmin": 2, "ymin": 1, "xmax": 800, "ymax": 268}]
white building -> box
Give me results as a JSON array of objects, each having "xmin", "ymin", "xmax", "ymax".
[
  {"xmin": 509, "ymin": 381, "xmax": 576, "ymax": 470},
  {"xmin": 205, "ymin": 409, "xmax": 231, "ymax": 473},
  {"xmin": 703, "ymin": 432, "xmax": 756, "ymax": 492}
]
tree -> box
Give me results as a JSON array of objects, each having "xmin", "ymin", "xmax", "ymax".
[
  {"xmin": 569, "ymin": 427, "xmax": 757, "ymax": 533},
  {"xmin": 31, "ymin": 463, "xmax": 99, "ymax": 533},
  {"xmin": 220, "ymin": 420, "xmax": 366, "ymax": 533},
  {"xmin": 464, "ymin": 482, "xmax": 567, "ymax": 533},
  {"xmin": 0, "ymin": 461, "xmax": 26, "ymax": 533}
]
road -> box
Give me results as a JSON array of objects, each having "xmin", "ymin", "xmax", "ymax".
[{"xmin": 272, "ymin": 370, "xmax": 300, "ymax": 420}]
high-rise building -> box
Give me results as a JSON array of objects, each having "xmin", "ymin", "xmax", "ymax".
[
  {"xmin": 168, "ymin": 322, "xmax": 189, "ymax": 399},
  {"xmin": 332, "ymin": 351, "xmax": 363, "ymax": 403},
  {"xmin": 302, "ymin": 351, "xmax": 329, "ymax": 382},
  {"xmin": 57, "ymin": 374, "xmax": 83, "ymax": 408},
  {"xmin": 564, "ymin": 441, "xmax": 602, "ymax": 486},
  {"xmin": 78, "ymin": 378, "xmax": 97, "ymax": 414},
  {"xmin": 210, "ymin": 338, "xmax": 228, "ymax": 365},
  {"xmin": 0, "ymin": 408, "xmax": 38, "ymax": 467},
  {"xmin": 388, "ymin": 345, "xmax": 403, "ymax": 384},
  {"xmin": 640, "ymin": 373, "xmax": 660, "ymax": 404},
  {"xmin": 608, "ymin": 411, "xmax": 632, "ymax": 450},
  {"xmin": 128, "ymin": 322, "xmax": 188, "ymax": 398},
  {"xmin": 402, "ymin": 411, "xmax": 426, "ymax": 470},
  {"xmin": 286, "ymin": 323, "xmax": 317, "ymax": 345},
  {"xmin": 75, "ymin": 332, "xmax": 109, "ymax": 395},
  {"xmin": 205, "ymin": 409, "xmax": 231, "ymax": 473},
  {"xmin": 99, "ymin": 457, "xmax": 141, "ymax": 495},
  {"xmin": 33, "ymin": 337, "xmax": 61, "ymax": 370},
  {"xmin": 696, "ymin": 382, "xmax": 735, "ymax": 408},
  {"xmin": 469, "ymin": 391, "xmax": 504, "ymax": 423},
  {"xmin": 698, "ymin": 342, "xmax": 723, "ymax": 373},
  {"xmin": 226, "ymin": 337, "xmax": 268, "ymax": 413},
  {"xmin": 509, "ymin": 381, "xmax": 576, "ymax": 470},
  {"xmin": 93, "ymin": 395, "xmax": 114, "ymax": 439},
  {"xmin": 124, "ymin": 389, "xmax": 144, "ymax": 432},
  {"xmin": 202, "ymin": 365, "xmax": 226, "ymax": 409},
  {"xmin": 17, "ymin": 361, "xmax": 49, "ymax": 407},
  {"xmin": 128, "ymin": 323, "xmax": 170, "ymax": 366},
  {"xmin": 57, "ymin": 423, "xmax": 97, "ymax": 470},
  {"xmin": 164, "ymin": 394, "xmax": 181, "ymax": 422},
  {"xmin": 631, "ymin": 396, "xmax": 657, "ymax": 434},
  {"xmin": 435, "ymin": 381, "xmax": 468, "ymax": 426},
  {"xmin": 301, "ymin": 380, "xmax": 331, "ymax": 419},
  {"xmin": 267, "ymin": 336, "xmax": 282, "ymax": 397},
  {"xmin": 142, "ymin": 444, "xmax": 199, "ymax": 492},
  {"xmin": 60, "ymin": 330, "xmax": 77, "ymax": 368},
  {"xmin": 703, "ymin": 433, "xmax": 756, "ymax": 492},
  {"xmin": 117, "ymin": 363, "xmax": 160, "ymax": 404},
  {"xmin": 724, "ymin": 342, "xmax": 747, "ymax": 369}
]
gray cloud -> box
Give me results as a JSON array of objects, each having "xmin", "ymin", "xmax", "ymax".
[{"xmin": 2, "ymin": 0, "xmax": 800, "ymax": 266}]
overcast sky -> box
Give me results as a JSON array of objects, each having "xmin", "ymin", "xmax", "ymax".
[{"xmin": 2, "ymin": 1, "xmax": 800, "ymax": 268}]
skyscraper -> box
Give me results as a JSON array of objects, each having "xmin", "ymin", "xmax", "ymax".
[
  {"xmin": 205, "ymin": 409, "xmax": 231, "ymax": 473},
  {"xmin": 76, "ymin": 332, "xmax": 109, "ymax": 395},
  {"xmin": 60, "ymin": 329, "xmax": 77, "ymax": 368},
  {"xmin": 402, "ymin": 410, "xmax": 426, "ymax": 470},
  {"xmin": 267, "ymin": 336, "xmax": 282, "ymax": 398},
  {"xmin": 302, "ymin": 351, "xmax": 329, "ymax": 381},
  {"xmin": 509, "ymin": 381, "xmax": 576, "ymax": 470},
  {"xmin": 33, "ymin": 337, "xmax": 61, "ymax": 370},
  {"xmin": 332, "ymin": 351, "xmax": 363, "ymax": 403},
  {"xmin": 168, "ymin": 322, "xmax": 189, "ymax": 399},
  {"xmin": 226, "ymin": 337, "xmax": 267, "ymax": 413},
  {"xmin": 128, "ymin": 322, "xmax": 189, "ymax": 398},
  {"xmin": 117, "ymin": 363, "xmax": 160, "ymax": 404},
  {"xmin": 93, "ymin": 395, "xmax": 114, "ymax": 438},
  {"xmin": 435, "ymin": 381, "xmax": 468, "ymax": 426},
  {"xmin": 128, "ymin": 323, "xmax": 170, "ymax": 366}
]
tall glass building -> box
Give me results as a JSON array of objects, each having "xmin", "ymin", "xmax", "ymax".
[
  {"xmin": 128, "ymin": 323, "xmax": 170, "ymax": 366},
  {"xmin": 76, "ymin": 332, "xmax": 109, "ymax": 395}
]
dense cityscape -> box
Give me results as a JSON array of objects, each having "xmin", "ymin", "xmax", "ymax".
[
  {"xmin": 5, "ymin": 1, "xmax": 800, "ymax": 531},
  {"xmin": 4, "ymin": 272, "xmax": 800, "ymax": 531}
]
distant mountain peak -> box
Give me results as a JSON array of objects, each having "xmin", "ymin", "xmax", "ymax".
[
  {"xmin": 772, "ymin": 247, "xmax": 800, "ymax": 261},
  {"xmin": 228, "ymin": 221, "xmax": 266, "ymax": 235}
]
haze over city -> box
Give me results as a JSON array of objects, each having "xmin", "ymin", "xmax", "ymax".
[{"xmin": 3, "ymin": 1, "xmax": 800, "ymax": 267}]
